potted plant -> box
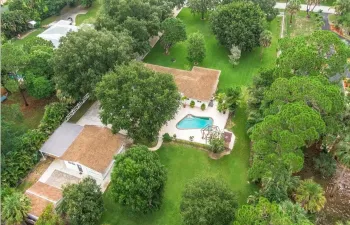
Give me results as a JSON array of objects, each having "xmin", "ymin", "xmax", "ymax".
[
  {"xmin": 190, "ymin": 100, "xmax": 195, "ymax": 108},
  {"xmin": 181, "ymin": 96, "xmax": 188, "ymax": 108},
  {"xmin": 201, "ymin": 103, "xmax": 206, "ymax": 111}
]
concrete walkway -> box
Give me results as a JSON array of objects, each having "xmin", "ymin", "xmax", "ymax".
[
  {"xmin": 275, "ymin": 2, "xmax": 336, "ymax": 14},
  {"xmin": 148, "ymin": 136, "xmax": 163, "ymax": 151}
]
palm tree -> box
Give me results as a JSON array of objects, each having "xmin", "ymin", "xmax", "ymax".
[
  {"xmin": 294, "ymin": 179, "xmax": 326, "ymax": 213},
  {"xmin": 2, "ymin": 192, "xmax": 31, "ymax": 225},
  {"xmin": 259, "ymin": 30, "xmax": 272, "ymax": 61},
  {"xmin": 286, "ymin": 0, "xmax": 301, "ymax": 24}
]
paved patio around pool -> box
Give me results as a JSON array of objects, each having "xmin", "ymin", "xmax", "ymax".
[{"xmin": 160, "ymin": 101, "xmax": 235, "ymax": 147}]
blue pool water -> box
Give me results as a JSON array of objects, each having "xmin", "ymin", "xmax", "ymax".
[{"xmin": 176, "ymin": 115, "xmax": 213, "ymax": 129}]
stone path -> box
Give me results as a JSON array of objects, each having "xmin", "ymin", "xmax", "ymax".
[{"xmin": 275, "ymin": 2, "xmax": 336, "ymax": 14}]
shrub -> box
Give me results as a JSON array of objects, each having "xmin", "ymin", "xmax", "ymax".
[
  {"xmin": 201, "ymin": 103, "xmax": 206, "ymax": 111},
  {"xmin": 27, "ymin": 76, "xmax": 54, "ymax": 99},
  {"xmin": 190, "ymin": 100, "xmax": 195, "ymax": 108},
  {"xmin": 314, "ymin": 152, "xmax": 337, "ymax": 178},
  {"xmin": 39, "ymin": 102, "xmax": 68, "ymax": 134},
  {"xmin": 180, "ymin": 177, "xmax": 238, "ymax": 225},
  {"xmin": 209, "ymin": 137, "xmax": 225, "ymax": 153},
  {"xmin": 36, "ymin": 204, "xmax": 64, "ymax": 225},
  {"xmin": 163, "ymin": 133, "xmax": 172, "ymax": 142}
]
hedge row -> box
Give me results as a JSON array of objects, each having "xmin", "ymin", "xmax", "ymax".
[{"xmin": 1, "ymin": 102, "xmax": 69, "ymax": 187}]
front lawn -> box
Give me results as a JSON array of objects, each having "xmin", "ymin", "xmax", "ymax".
[
  {"xmin": 13, "ymin": 28, "xmax": 45, "ymax": 46},
  {"xmin": 144, "ymin": 8, "xmax": 281, "ymax": 90},
  {"xmin": 100, "ymin": 101, "xmax": 255, "ymax": 225},
  {"xmin": 75, "ymin": 0, "xmax": 102, "ymax": 25}
]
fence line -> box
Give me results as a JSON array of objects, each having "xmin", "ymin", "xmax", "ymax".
[{"xmin": 64, "ymin": 93, "xmax": 90, "ymax": 122}]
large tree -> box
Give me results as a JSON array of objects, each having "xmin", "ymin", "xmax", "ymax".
[
  {"xmin": 160, "ymin": 18, "xmax": 187, "ymax": 55},
  {"xmin": 1, "ymin": 10, "xmax": 30, "ymax": 39},
  {"xmin": 294, "ymin": 179, "xmax": 326, "ymax": 213},
  {"xmin": 250, "ymin": 0, "xmax": 279, "ymax": 21},
  {"xmin": 52, "ymin": 27, "xmax": 133, "ymax": 100},
  {"xmin": 210, "ymin": 1, "xmax": 266, "ymax": 52},
  {"xmin": 278, "ymin": 30, "xmax": 350, "ymax": 78},
  {"xmin": 95, "ymin": 0, "xmax": 173, "ymax": 55},
  {"xmin": 187, "ymin": 0, "xmax": 219, "ymax": 20},
  {"xmin": 249, "ymin": 102, "xmax": 326, "ymax": 181},
  {"xmin": 1, "ymin": 192, "xmax": 31, "ymax": 225},
  {"xmin": 111, "ymin": 145, "xmax": 167, "ymax": 213},
  {"xmin": 57, "ymin": 177, "xmax": 104, "ymax": 225},
  {"xmin": 187, "ymin": 32, "xmax": 206, "ymax": 64},
  {"xmin": 180, "ymin": 177, "xmax": 238, "ymax": 225},
  {"xmin": 95, "ymin": 61, "xmax": 181, "ymax": 141}
]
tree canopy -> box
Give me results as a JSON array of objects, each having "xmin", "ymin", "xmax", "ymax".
[
  {"xmin": 250, "ymin": 0, "xmax": 279, "ymax": 21},
  {"xmin": 160, "ymin": 18, "xmax": 187, "ymax": 54},
  {"xmin": 187, "ymin": 32, "xmax": 206, "ymax": 64},
  {"xmin": 1, "ymin": 191, "xmax": 31, "ymax": 225},
  {"xmin": 187, "ymin": 0, "xmax": 219, "ymax": 20},
  {"xmin": 57, "ymin": 177, "xmax": 104, "ymax": 225},
  {"xmin": 111, "ymin": 145, "xmax": 167, "ymax": 213},
  {"xmin": 180, "ymin": 177, "xmax": 238, "ymax": 225},
  {"xmin": 210, "ymin": 1, "xmax": 266, "ymax": 52},
  {"xmin": 234, "ymin": 197, "xmax": 312, "ymax": 225},
  {"xmin": 249, "ymin": 102, "xmax": 326, "ymax": 181},
  {"xmin": 52, "ymin": 27, "xmax": 133, "ymax": 100},
  {"xmin": 278, "ymin": 30, "xmax": 350, "ymax": 78},
  {"xmin": 95, "ymin": 61, "xmax": 181, "ymax": 141},
  {"xmin": 95, "ymin": 0, "xmax": 173, "ymax": 55}
]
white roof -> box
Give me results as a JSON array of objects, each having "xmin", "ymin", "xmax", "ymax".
[
  {"xmin": 28, "ymin": 21, "xmax": 36, "ymax": 25},
  {"xmin": 38, "ymin": 20, "xmax": 78, "ymax": 48}
]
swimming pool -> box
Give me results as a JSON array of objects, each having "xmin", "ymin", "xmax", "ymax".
[{"xmin": 176, "ymin": 114, "xmax": 213, "ymax": 129}]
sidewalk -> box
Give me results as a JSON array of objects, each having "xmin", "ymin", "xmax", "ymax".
[{"xmin": 275, "ymin": 2, "xmax": 336, "ymax": 14}]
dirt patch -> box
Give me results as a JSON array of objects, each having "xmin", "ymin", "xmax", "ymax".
[
  {"xmin": 297, "ymin": 146, "xmax": 350, "ymax": 224},
  {"xmin": 3, "ymin": 91, "xmax": 57, "ymax": 128},
  {"xmin": 330, "ymin": 24, "xmax": 344, "ymax": 36}
]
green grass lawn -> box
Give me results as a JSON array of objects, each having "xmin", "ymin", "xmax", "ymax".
[
  {"xmin": 144, "ymin": 8, "xmax": 281, "ymax": 90},
  {"xmin": 285, "ymin": 11, "xmax": 322, "ymax": 37},
  {"xmin": 3, "ymin": 92, "xmax": 56, "ymax": 130},
  {"xmin": 75, "ymin": 0, "xmax": 102, "ymax": 25},
  {"xmin": 100, "ymin": 100, "xmax": 255, "ymax": 225},
  {"xmin": 13, "ymin": 28, "xmax": 45, "ymax": 46}
]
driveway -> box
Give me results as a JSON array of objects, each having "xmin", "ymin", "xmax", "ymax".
[{"xmin": 275, "ymin": 2, "xmax": 336, "ymax": 14}]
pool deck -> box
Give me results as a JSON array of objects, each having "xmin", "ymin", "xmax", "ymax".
[{"xmin": 160, "ymin": 101, "xmax": 233, "ymax": 145}]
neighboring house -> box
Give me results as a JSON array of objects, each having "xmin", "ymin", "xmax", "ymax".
[
  {"xmin": 144, "ymin": 63, "xmax": 221, "ymax": 107},
  {"xmin": 38, "ymin": 20, "xmax": 78, "ymax": 48},
  {"xmin": 25, "ymin": 123, "xmax": 127, "ymax": 220}
]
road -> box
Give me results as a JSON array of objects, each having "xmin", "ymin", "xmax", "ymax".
[{"xmin": 275, "ymin": 2, "xmax": 336, "ymax": 14}]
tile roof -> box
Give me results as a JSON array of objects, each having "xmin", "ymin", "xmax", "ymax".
[
  {"xmin": 60, "ymin": 125, "xmax": 126, "ymax": 173},
  {"xmin": 26, "ymin": 182, "xmax": 62, "ymax": 202},
  {"xmin": 144, "ymin": 64, "xmax": 221, "ymax": 101},
  {"xmin": 25, "ymin": 193, "xmax": 52, "ymax": 218}
]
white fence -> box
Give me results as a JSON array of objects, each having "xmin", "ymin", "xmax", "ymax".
[{"xmin": 64, "ymin": 93, "xmax": 90, "ymax": 122}]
